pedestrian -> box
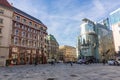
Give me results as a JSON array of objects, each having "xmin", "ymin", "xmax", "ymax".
[
  {"xmin": 102, "ymin": 59, "xmax": 106, "ymax": 65},
  {"xmin": 70, "ymin": 61, "xmax": 73, "ymax": 66},
  {"xmin": 34, "ymin": 57, "xmax": 38, "ymax": 66}
]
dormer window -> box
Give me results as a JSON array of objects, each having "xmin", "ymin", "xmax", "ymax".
[
  {"xmin": 16, "ymin": 16, "xmax": 20, "ymax": 21},
  {"xmin": 35, "ymin": 24, "xmax": 37, "ymax": 27},
  {"xmin": 29, "ymin": 22, "xmax": 32, "ymax": 26},
  {"xmin": 23, "ymin": 19, "xmax": 26, "ymax": 23}
]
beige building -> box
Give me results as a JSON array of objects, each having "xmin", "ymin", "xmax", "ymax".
[
  {"xmin": 0, "ymin": 0, "xmax": 13, "ymax": 66},
  {"xmin": 46, "ymin": 34, "xmax": 59, "ymax": 61},
  {"xmin": 0, "ymin": 0, "xmax": 48, "ymax": 66},
  {"xmin": 99, "ymin": 31, "xmax": 115, "ymax": 60},
  {"xmin": 110, "ymin": 8, "xmax": 120, "ymax": 53},
  {"xmin": 59, "ymin": 45, "xmax": 77, "ymax": 62}
]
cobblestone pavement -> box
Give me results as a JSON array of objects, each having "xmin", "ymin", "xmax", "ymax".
[{"xmin": 0, "ymin": 63, "xmax": 120, "ymax": 80}]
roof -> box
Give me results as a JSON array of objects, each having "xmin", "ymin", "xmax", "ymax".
[
  {"xmin": 0, "ymin": 0, "xmax": 12, "ymax": 8},
  {"xmin": 96, "ymin": 23, "xmax": 109, "ymax": 31},
  {"xmin": 110, "ymin": 8, "xmax": 120, "ymax": 15},
  {"xmin": 47, "ymin": 34, "xmax": 57, "ymax": 41},
  {"xmin": 13, "ymin": 7, "xmax": 43, "ymax": 24}
]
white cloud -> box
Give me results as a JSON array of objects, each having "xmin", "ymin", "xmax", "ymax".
[{"xmin": 8, "ymin": 0, "xmax": 120, "ymax": 47}]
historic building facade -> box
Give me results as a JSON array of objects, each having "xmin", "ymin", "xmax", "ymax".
[
  {"xmin": 46, "ymin": 34, "xmax": 59, "ymax": 61},
  {"xmin": 0, "ymin": 0, "xmax": 13, "ymax": 66},
  {"xmin": 0, "ymin": 0, "xmax": 48, "ymax": 66},
  {"xmin": 59, "ymin": 45, "xmax": 77, "ymax": 62}
]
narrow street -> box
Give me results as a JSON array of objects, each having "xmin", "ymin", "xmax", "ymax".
[{"xmin": 0, "ymin": 63, "xmax": 120, "ymax": 80}]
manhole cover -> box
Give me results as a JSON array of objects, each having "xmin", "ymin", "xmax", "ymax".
[
  {"xmin": 70, "ymin": 74, "xmax": 78, "ymax": 77},
  {"xmin": 4, "ymin": 75, "xmax": 9, "ymax": 77},
  {"xmin": 47, "ymin": 78, "xmax": 56, "ymax": 80}
]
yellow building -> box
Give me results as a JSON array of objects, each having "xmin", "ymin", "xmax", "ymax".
[{"xmin": 59, "ymin": 45, "xmax": 77, "ymax": 62}]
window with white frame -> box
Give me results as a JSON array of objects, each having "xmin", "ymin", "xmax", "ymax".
[
  {"xmin": 22, "ymin": 31, "xmax": 25, "ymax": 37},
  {"xmin": 15, "ymin": 23, "xmax": 20, "ymax": 28},
  {"xmin": 22, "ymin": 25, "xmax": 25, "ymax": 29},
  {"xmin": 14, "ymin": 37, "xmax": 18, "ymax": 44},
  {"xmin": 15, "ymin": 29, "xmax": 19, "ymax": 35},
  {"xmin": 28, "ymin": 28, "xmax": 30, "ymax": 32},
  {"xmin": 28, "ymin": 33, "xmax": 30, "ymax": 38},
  {"xmin": 21, "ymin": 39, "xmax": 24, "ymax": 45}
]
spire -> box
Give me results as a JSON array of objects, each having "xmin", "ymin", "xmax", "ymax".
[{"xmin": 0, "ymin": 0, "xmax": 12, "ymax": 8}]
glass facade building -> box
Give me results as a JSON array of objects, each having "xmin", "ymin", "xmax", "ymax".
[
  {"xmin": 79, "ymin": 18, "xmax": 99, "ymax": 61},
  {"xmin": 110, "ymin": 8, "xmax": 120, "ymax": 25}
]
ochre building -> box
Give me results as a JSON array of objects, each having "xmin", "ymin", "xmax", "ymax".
[{"xmin": 59, "ymin": 45, "xmax": 77, "ymax": 62}]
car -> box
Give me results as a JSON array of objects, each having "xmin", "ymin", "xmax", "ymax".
[
  {"xmin": 107, "ymin": 59, "xmax": 115, "ymax": 65},
  {"xmin": 77, "ymin": 59, "xmax": 85, "ymax": 64},
  {"xmin": 47, "ymin": 59, "xmax": 55, "ymax": 64},
  {"xmin": 57, "ymin": 60, "xmax": 63, "ymax": 63}
]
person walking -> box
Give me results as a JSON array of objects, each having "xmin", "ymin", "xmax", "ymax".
[
  {"xmin": 34, "ymin": 56, "xmax": 38, "ymax": 66},
  {"xmin": 70, "ymin": 61, "xmax": 73, "ymax": 66}
]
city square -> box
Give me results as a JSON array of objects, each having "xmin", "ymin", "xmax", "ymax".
[
  {"xmin": 0, "ymin": 0, "xmax": 120, "ymax": 80},
  {"xmin": 0, "ymin": 64, "xmax": 120, "ymax": 80}
]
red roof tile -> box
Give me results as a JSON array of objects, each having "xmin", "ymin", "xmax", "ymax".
[{"xmin": 0, "ymin": 0, "xmax": 12, "ymax": 8}]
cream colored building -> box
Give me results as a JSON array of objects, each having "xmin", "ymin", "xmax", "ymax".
[
  {"xmin": 111, "ymin": 23, "xmax": 120, "ymax": 52},
  {"xmin": 59, "ymin": 45, "xmax": 77, "ymax": 62},
  {"xmin": 110, "ymin": 8, "xmax": 120, "ymax": 53},
  {"xmin": 0, "ymin": 1, "xmax": 13, "ymax": 66}
]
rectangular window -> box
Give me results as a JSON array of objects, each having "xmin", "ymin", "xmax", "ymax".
[
  {"xmin": 15, "ymin": 29, "xmax": 19, "ymax": 35},
  {"xmin": 16, "ymin": 16, "xmax": 20, "ymax": 21},
  {"xmin": 29, "ymin": 22, "xmax": 32, "ymax": 26},
  {"xmin": 14, "ymin": 37, "xmax": 18, "ymax": 44},
  {"xmin": 0, "ymin": 9, "xmax": 4, "ymax": 14},
  {"xmin": 35, "ymin": 24, "xmax": 37, "ymax": 27},
  {"xmin": 0, "ymin": 28, "xmax": 2, "ymax": 34},
  {"xmin": 22, "ymin": 19, "xmax": 26, "ymax": 23},
  {"xmin": 22, "ymin": 31, "xmax": 25, "ymax": 37},
  {"xmin": 15, "ymin": 23, "xmax": 20, "ymax": 28},
  {"xmin": 0, "ymin": 18, "xmax": 3, "ymax": 24}
]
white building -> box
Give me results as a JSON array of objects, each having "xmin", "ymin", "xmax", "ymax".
[{"xmin": 110, "ymin": 8, "xmax": 120, "ymax": 53}]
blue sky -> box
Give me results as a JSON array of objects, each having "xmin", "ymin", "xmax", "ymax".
[{"xmin": 8, "ymin": 0, "xmax": 120, "ymax": 47}]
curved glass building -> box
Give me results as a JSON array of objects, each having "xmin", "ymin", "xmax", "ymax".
[{"xmin": 79, "ymin": 18, "xmax": 99, "ymax": 61}]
